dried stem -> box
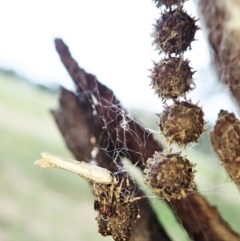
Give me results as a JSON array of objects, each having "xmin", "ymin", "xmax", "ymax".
[
  {"xmin": 35, "ymin": 152, "xmax": 115, "ymax": 184},
  {"xmin": 52, "ymin": 40, "xmax": 170, "ymax": 241},
  {"xmin": 51, "ymin": 88, "xmax": 171, "ymax": 241},
  {"xmin": 53, "ymin": 38, "xmax": 240, "ymax": 241}
]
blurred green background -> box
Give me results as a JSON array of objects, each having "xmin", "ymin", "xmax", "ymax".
[
  {"xmin": 1, "ymin": 70, "xmax": 240, "ymax": 241},
  {"xmin": 0, "ymin": 70, "xmax": 113, "ymax": 241}
]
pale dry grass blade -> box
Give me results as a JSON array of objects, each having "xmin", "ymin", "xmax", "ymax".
[{"xmin": 35, "ymin": 152, "xmax": 115, "ymax": 184}]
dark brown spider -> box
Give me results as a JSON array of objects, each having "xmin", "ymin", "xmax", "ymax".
[{"xmin": 93, "ymin": 175, "xmax": 143, "ymax": 241}]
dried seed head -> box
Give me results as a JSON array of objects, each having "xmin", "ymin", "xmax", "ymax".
[
  {"xmin": 107, "ymin": 201, "xmax": 139, "ymax": 241},
  {"xmin": 96, "ymin": 200, "xmax": 139, "ymax": 241},
  {"xmin": 144, "ymin": 151, "xmax": 196, "ymax": 201},
  {"xmin": 159, "ymin": 101, "xmax": 205, "ymax": 146},
  {"xmin": 210, "ymin": 110, "xmax": 240, "ymax": 187},
  {"xmin": 153, "ymin": 0, "xmax": 186, "ymax": 8},
  {"xmin": 150, "ymin": 56, "xmax": 195, "ymax": 100},
  {"xmin": 94, "ymin": 176, "xmax": 141, "ymax": 241},
  {"xmin": 152, "ymin": 9, "xmax": 199, "ymax": 54}
]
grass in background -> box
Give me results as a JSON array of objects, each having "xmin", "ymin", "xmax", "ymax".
[{"xmin": 0, "ymin": 72, "xmax": 112, "ymax": 241}]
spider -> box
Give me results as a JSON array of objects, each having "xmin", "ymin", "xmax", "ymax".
[{"xmin": 93, "ymin": 174, "xmax": 144, "ymax": 241}]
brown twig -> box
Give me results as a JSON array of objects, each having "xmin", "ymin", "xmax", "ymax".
[
  {"xmin": 53, "ymin": 38, "xmax": 240, "ymax": 241},
  {"xmin": 54, "ymin": 38, "xmax": 161, "ymax": 169},
  {"xmin": 51, "ymin": 65, "xmax": 170, "ymax": 241},
  {"xmin": 52, "ymin": 87, "xmax": 171, "ymax": 241}
]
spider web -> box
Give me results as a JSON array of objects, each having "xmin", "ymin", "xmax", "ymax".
[
  {"xmin": 79, "ymin": 68, "xmax": 240, "ymax": 241},
  {"xmin": 90, "ymin": 84, "xmax": 150, "ymax": 172},
  {"xmin": 59, "ymin": 1, "xmax": 240, "ymax": 238}
]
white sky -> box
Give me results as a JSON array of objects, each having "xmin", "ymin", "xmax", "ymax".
[{"xmin": 0, "ymin": 0, "xmax": 238, "ymax": 122}]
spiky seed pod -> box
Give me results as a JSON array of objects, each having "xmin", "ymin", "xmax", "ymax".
[
  {"xmin": 93, "ymin": 177, "xmax": 141, "ymax": 241},
  {"xmin": 152, "ymin": 8, "xmax": 199, "ymax": 54},
  {"xmin": 153, "ymin": 0, "xmax": 186, "ymax": 8},
  {"xmin": 150, "ymin": 56, "xmax": 195, "ymax": 100},
  {"xmin": 144, "ymin": 151, "xmax": 196, "ymax": 201},
  {"xmin": 159, "ymin": 101, "xmax": 205, "ymax": 146}
]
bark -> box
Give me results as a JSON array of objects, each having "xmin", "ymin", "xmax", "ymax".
[
  {"xmin": 52, "ymin": 87, "xmax": 170, "ymax": 241},
  {"xmin": 52, "ymin": 38, "xmax": 240, "ymax": 241},
  {"xmin": 53, "ymin": 39, "xmax": 169, "ymax": 241}
]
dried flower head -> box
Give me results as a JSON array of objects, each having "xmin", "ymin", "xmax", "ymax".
[
  {"xmin": 152, "ymin": 8, "xmax": 199, "ymax": 54},
  {"xmin": 211, "ymin": 110, "xmax": 240, "ymax": 187},
  {"xmin": 150, "ymin": 56, "xmax": 195, "ymax": 100},
  {"xmin": 159, "ymin": 101, "xmax": 205, "ymax": 146},
  {"xmin": 93, "ymin": 176, "xmax": 142, "ymax": 241},
  {"xmin": 153, "ymin": 0, "xmax": 186, "ymax": 8},
  {"xmin": 144, "ymin": 151, "xmax": 196, "ymax": 201}
]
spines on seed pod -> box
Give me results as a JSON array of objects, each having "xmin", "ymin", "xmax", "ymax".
[
  {"xmin": 153, "ymin": 0, "xmax": 186, "ymax": 9},
  {"xmin": 158, "ymin": 101, "xmax": 205, "ymax": 146},
  {"xmin": 144, "ymin": 150, "xmax": 196, "ymax": 201},
  {"xmin": 150, "ymin": 56, "xmax": 195, "ymax": 100},
  {"xmin": 152, "ymin": 8, "xmax": 199, "ymax": 54}
]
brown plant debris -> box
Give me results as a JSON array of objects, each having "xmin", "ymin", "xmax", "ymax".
[
  {"xmin": 144, "ymin": 151, "xmax": 196, "ymax": 201},
  {"xmin": 211, "ymin": 109, "xmax": 240, "ymax": 189},
  {"xmin": 54, "ymin": 38, "xmax": 240, "ymax": 241},
  {"xmin": 159, "ymin": 101, "xmax": 205, "ymax": 146},
  {"xmin": 54, "ymin": 38, "xmax": 171, "ymax": 241},
  {"xmin": 153, "ymin": 0, "xmax": 186, "ymax": 8},
  {"xmin": 152, "ymin": 8, "xmax": 199, "ymax": 54},
  {"xmin": 150, "ymin": 56, "xmax": 195, "ymax": 100},
  {"xmin": 94, "ymin": 176, "xmax": 142, "ymax": 241}
]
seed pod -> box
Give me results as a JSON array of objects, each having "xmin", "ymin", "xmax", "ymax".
[
  {"xmin": 152, "ymin": 8, "xmax": 199, "ymax": 54},
  {"xmin": 96, "ymin": 200, "xmax": 139, "ymax": 241},
  {"xmin": 211, "ymin": 110, "xmax": 240, "ymax": 189},
  {"xmin": 159, "ymin": 101, "xmax": 205, "ymax": 146},
  {"xmin": 144, "ymin": 151, "xmax": 196, "ymax": 201},
  {"xmin": 94, "ymin": 177, "xmax": 141, "ymax": 241},
  {"xmin": 153, "ymin": 0, "xmax": 186, "ymax": 8},
  {"xmin": 150, "ymin": 56, "xmax": 195, "ymax": 100}
]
